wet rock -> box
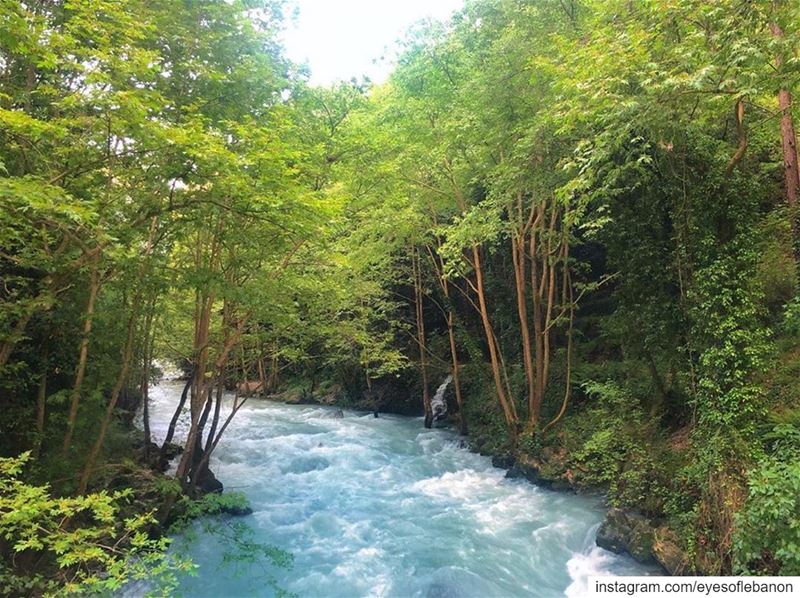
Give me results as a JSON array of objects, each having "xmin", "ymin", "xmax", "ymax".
[
  {"xmin": 161, "ymin": 442, "xmax": 183, "ymax": 460},
  {"xmin": 156, "ymin": 441, "xmax": 184, "ymax": 471},
  {"xmin": 653, "ymin": 526, "xmax": 693, "ymax": 575},
  {"xmin": 330, "ymin": 409, "xmax": 344, "ymax": 419},
  {"xmin": 504, "ymin": 456, "xmax": 574, "ymax": 492},
  {"xmin": 220, "ymin": 504, "xmax": 254, "ymax": 517},
  {"xmin": 134, "ymin": 441, "xmax": 162, "ymax": 470},
  {"xmin": 596, "ymin": 508, "xmax": 656, "ymax": 564},
  {"xmin": 196, "ymin": 467, "xmax": 224, "ymax": 495},
  {"xmin": 492, "ymin": 454, "xmax": 516, "ymax": 469}
]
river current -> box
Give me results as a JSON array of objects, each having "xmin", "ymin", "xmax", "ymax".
[{"xmin": 142, "ymin": 381, "xmax": 654, "ymax": 597}]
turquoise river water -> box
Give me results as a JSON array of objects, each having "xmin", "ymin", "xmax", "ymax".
[{"xmin": 138, "ymin": 381, "xmax": 655, "ymax": 597}]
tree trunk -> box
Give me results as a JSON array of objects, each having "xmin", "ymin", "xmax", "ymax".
[
  {"xmin": 62, "ymin": 252, "xmax": 101, "ymax": 456},
  {"xmin": 413, "ymin": 249, "xmax": 432, "ymax": 428},
  {"xmin": 174, "ymin": 293, "xmax": 213, "ymax": 489},
  {"xmin": 449, "ymin": 177, "xmax": 517, "ymax": 434},
  {"xmin": 472, "ymin": 245, "xmax": 518, "ymax": 435},
  {"xmin": 543, "ymin": 265, "xmax": 574, "ymax": 434},
  {"xmin": 512, "ymin": 234, "xmax": 536, "ymax": 425},
  {"xmin": 78, "ymin": 290, "xmax": 140, "ymax": 494},
  {"xmin": 0, "ymin": 310, "xmax": 34, "ymax": 370},
  {"xmin": 32, "ymin": 345, "xmax": 48, "ymax": 460},
  {"xmin": 141, "ymin": 299, "xmax": 156, "ymax": 456},
  {"xmin": 162, "ymin": 373, "xmax": 193, "ymax": 451},
  {"xmin": 530, "ymin": 222, "xmax": 546, "ymax": 425},
  {"xmin": 446, "ymin": 310, "xmax": 467, "ymax": 435},
  {"xmin": 175, "ymin": 316, "xmax": 248, "ymax": 490},
  {"xmin": 770, "ymin": 22, "xmax": 800, "ymax": 264}
]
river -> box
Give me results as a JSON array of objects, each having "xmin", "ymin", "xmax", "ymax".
[{"xmin": 142, "ymin": 381, "xmax": 656, "ymax": 597}]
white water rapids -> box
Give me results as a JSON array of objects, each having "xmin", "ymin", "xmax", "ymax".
[{"xmin": 139, "ymin": 381, "xmax": 656, "ymax": 597}]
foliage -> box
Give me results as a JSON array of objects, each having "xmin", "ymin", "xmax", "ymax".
[
  {"xmin": 2, "ymin": 0, "xmax": 800, "ymax": 583},
  {"xmin": 735, "ymin": 457, "xmax": 800, "ymax": 575},
  {"xmin": 0, "ymin": 452, "xmax": 192, "ymax": 596}
]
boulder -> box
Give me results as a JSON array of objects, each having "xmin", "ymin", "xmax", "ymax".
[
  {"xmin": 195, "ymin": 467, "xmax": 224, "ymax": 495},
  {"xmin": 220, "ymin": 503, "xmax": 254, "ymax": 517},
  {"xmin": 504, "ymin": 455, "xmax": 574, "ymax": 492},
  {"xmin": 157, "ymin": 442, "xmax": 184, "ymax": 472},
  {"xmin": 596, "ymin": 508, "xmax": 657, "ymax": 564},
  {"xmin": 492, "ymin": 454, "xmax": 516, "ymax": 469},
  {"xmin": 161, "ymin": 442, "xmax": 183, "ymax": 460},
  {"xmin": 134, "ymin": 441, "xmax": 162, "ymax": 470}
]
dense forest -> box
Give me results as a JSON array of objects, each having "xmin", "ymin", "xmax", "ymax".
[{"xmin": 2, "ymin": 0, "xmax": 800, "ymax": 594}]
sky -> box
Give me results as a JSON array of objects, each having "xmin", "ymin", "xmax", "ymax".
[{"xmin": 281, "ymin": 0, "xmax": 465, "ymax": 86}]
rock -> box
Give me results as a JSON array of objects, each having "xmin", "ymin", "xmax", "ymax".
[
  {"xmin": 134, "ymin": 441, "xmax": 162, "ymax": 470},
  {"xmin": 492, "ymin": 454, "xmax": 516, "ymax": 469},
  {"xmin": 329, "ymin": 409, "xmax": 344, "ymax": 419},
  {"xmin": 504, "ymin": 455, "xmax": 574, "ymax": 492},
  {"xmin": 596, "ymin": 508, "xmax": 656, "ymax": 564},
  {"xmin": 220, "ymin": 504, "xmax": 254, "ymax": 517},
  {"xmin": 195, "ymin": 467, "xmax": 224, "ymax": 495},
  {"xmin": 653, "ymin": 526, "xmax": 693, "ymax": 575},
  {"xmin": 161, "ymin": 442, "xmax": 183, "ymax": 460},
  {"xmin": 157, "ymin": 442, "xmax": 184, "ymax": 472}
]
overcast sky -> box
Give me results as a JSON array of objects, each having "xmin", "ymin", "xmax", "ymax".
[{"xmin": 281, "ymin": 0, "xmax": 465, "ymax": 86}]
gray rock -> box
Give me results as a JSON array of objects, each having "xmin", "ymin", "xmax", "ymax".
[
  {"xmin": 596, "ymin": 508, "xmax": 657, "ymax": 564},
  {"xmin": 492, "ymin": 455, "xmax": 516, "ymax": 469},
  {"xmin": 221, "ymin": 504, "xmax": 254, "ymax": 517},
  {"xmin": 505, "ymin": 460, "xmax": 574, "ymax": 492}
]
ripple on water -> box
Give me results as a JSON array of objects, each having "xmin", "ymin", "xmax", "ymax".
[{"xmin": 137, "ymin": 384, "xmax": 659, "ymax": 598}]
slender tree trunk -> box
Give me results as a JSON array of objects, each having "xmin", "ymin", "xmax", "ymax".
[
  {"xmin": 770, "ymin": 22, "xmax": 800, "ymax": 263},
  {"xmin": 512, "ymin": 234, "xmax": 536, "ymax": 425},
  {"xmin": 446, "ymin": 309, "xmax": 467, "ymax": 435},
  {"xmin": 78, "ymin": 290, "xmax": 141, "ymax": 494},
  {"xmin": 413, "ymin": 249, "xmax": 432, "ymax": 428},
  {"xmin": 192, "ymin": 393, "xmax": 249, "ymax": 490},
  {"xmin": 472, "ymin": 245, "xmax": 518, "ymax": 435},
  {"xmin": 205, "ymin": 380, "xmax": 224, "ymax": 455},
  {"xmin": 449, "ymin": 177, "xmax": 517, "ymax": 434},
  {"xmin": 268, "ymin": 354, "xmax": 278, "ymax": 392},
  {"xmin": 175, "ymin": 294, "xmax": 213, "ymax": 489},
  {"xmin": 542, "ymin": 208, "xmax": 560, "ymax": 407},
  {"xmin": 62, "ymin": 251, "xmax": 101, "ymax": 455},
  {"xmin": 257, "ymin": 355, "xmax": 266, "ymax": 395},
  {"xmin": 162, "ymin": 373, "xmax": 192, "ymax": 450},
  {"xmin": 440, "ymin": 273, "xmax": 467, "ymax": 435},
  {"xmin": 32, "ymin": 345, "xmax": 48, "ymax": 460},
  {"xmin": 0, "ymin": 311, "xmax": 34, "ymax": 370},
  {"xmin": 176, "ymin": 316, "xmax": 248, "ymax": 490},
  {"xmin": 543, "ymin": 265, "xmax": 574, "ymax": 434},
  {"xmin": 190, "ymin": 298, "xmax": 232, "ymax": 491},
  {"xmin": 530, "ymin": 223, "xmax": 545, "ymax": 424},
  {"xmin": 140, "ymin": 298, "xmax": 156, "ymax": 455},
  {"xmin": 725, "ymin": 99, "xmax": 748, "ymax": 177},
  {"xmin": 185, "ymin": 384, "xmax": 215, "ymax": 493}
]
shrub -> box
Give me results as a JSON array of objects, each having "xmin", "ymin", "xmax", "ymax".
[
  {"xmin": 0, "ymin": 452, "xmax": 192, "ymax": 597},
  {"xmin": 734, "ymin": 458, "xmax": 800, "ymax": 575}
]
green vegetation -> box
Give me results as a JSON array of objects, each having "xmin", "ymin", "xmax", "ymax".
[{"xmin": 2, "ymin": 0, "xmax": 800, "ymax": 591}]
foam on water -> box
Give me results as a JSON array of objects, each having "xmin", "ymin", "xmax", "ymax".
[{"xmin": 139, "ymin": 382, "xmax": 657, "ymax": 597}]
